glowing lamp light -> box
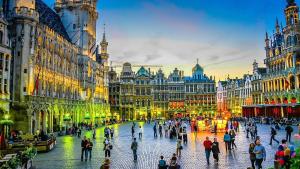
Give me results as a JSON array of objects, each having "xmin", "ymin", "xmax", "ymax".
[
  {"xmin": 84, "ymin": 112, "xmax": 91, "ymax": 119},
  {"xmin": 4, "ymin": 114, "xmax": 9, "ymax": 120}
]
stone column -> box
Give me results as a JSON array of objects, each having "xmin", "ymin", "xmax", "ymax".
[
  {"xmin": 42, "ymin": 111, "xmax": 47, "ymax": 133},
  {"xmin": 27, "ymin": 112, "xmax": 33, "ymax": 134},
  {"xmin": 35, "ymin": 111, "xmax": 40, "ymax": 133}
]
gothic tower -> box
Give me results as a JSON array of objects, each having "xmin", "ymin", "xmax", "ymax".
[
  {"xmin": 100, "ymin": 27, "xmax": 109, "ymax": 67},
  {"xmin": 55, "ymin": 0, "xmax": 98, "ymax": 60},
  {"xmin": 285, "ymin": 0, "xmax": 299, "ymax": 26},
  {"xmin": 8, "ymin": 0, "xmax": 38, "ymax": 102}
]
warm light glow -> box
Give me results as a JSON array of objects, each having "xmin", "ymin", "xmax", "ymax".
[{"xmin": 4, "ymin": 114, "xmax": 9, "ymax": 120}]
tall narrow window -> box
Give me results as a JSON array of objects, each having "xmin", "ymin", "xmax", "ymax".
[
  {"xmin": 4, "ymin": 79, "xmax": 7, "ymax": 93},
  {"xmin": 0, "ymin": 31, "xmax": 3, "ymax": 44},
  {"xmin": 5, "ymin": 55, "xmax": 8, "ymax": 71}
]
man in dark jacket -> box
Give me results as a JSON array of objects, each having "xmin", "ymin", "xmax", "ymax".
[
  {"xmin": 131, "ymin": 138, "xmax": 138, "ymax": 162},
  {"xmin": 211, "ymin": 137, "xmax": 220, "ymax": 163},
  {"xmin": 81, "ymin": 136, "xmax": 88, "ymax": 161},
  {"xmin": 270, "ymin": 126, "xmax": 279, "ymax": 145},
  {"xmin": 285, "ymin": 125, "xmax": 294, "ymax": 142}
]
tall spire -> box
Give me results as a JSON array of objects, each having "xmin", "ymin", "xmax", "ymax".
[
  {"xmin": 102, "ymin": 23, "xmax": 107, "ymax": 43},
  {"xmin": 265, "ymin": 32, "xmax": 269, "ymax": 40},
  {"xmin": 275, "ymin": 17, "xmax": 280, "ymax": 33}
]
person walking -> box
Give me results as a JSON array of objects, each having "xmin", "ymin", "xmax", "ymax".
[
  {"xmin": 254, "ymin": 140, "xmax": 266, "ymax": 169},
  {"xmin": 224, "ymin": 131, "xmax": 231, "ymax": 151},
  {"xmin": 92, "ymin": 128, "xmax": 96, "ymax": 139},
  {"xmin": 285, "ymin": 125, "xmax": 293, "ymax": 142},
  {"xmin": 203, "ymin": 136, "xmax": 213, "ymax": 165},
  {"xmin": 182, "ymin": 129, "xmax": 188, "ymax": 144},
  {"xmin": 159, "ymin": 124, "xmax": 163, "ymax": 137},
  {"xmin": 249, "ymin": 143, "xmax": 256, "ymax": 169},
  {"xmin": 153, "ymin": 124, "xmax": 158, "ymax": 138},
  {"xmin": 131, "ymin": 125, "xmax": 135, "ymax": 138},
  {"xmin": 270, "ymin": 126, "xmax": 279, "ymax": 145},
  {"xmin": 158, "ymin": 155, "xmax": 168, "ymax": 169},
  {"xmin": 104, "ymin": 139, "xmax": 111, "ymax": 158},
  {"xmin": 176, "ymin": 139, "xmax": 182, "ymax": 157},
  {"xmin": 138, "ymin": 126, "xmax": 143, "ymax": 139},
  {"xmin": 81, "ymin": 136, "xmax": 88, "ymax": 161},
  {"xmin": 86, "ymin": 138, "xmax": 93, "ymax": 160},
  {"xmin": 230, "ymin": 130, "xmax": 237, "ymax": 149},
  {"xmin": 211, "ymin": 138, "xmax": 220, "ymax": 163},
  {"xmin": 131, "ymin": 138, "xmax": 138, "ymax": 162},
  {"xmin": 110, "ymin": 127, "xmax": 114, "ymax": 139}
]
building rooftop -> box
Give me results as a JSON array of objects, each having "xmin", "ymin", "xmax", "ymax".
[{"xmin": 36, "ymin": 0, "xmax": 71, "ymax": 42}]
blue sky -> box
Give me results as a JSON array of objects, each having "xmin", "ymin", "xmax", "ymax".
[{"xmin": 44, "ymin": 0, "xmax": 292, "ymax": 79}]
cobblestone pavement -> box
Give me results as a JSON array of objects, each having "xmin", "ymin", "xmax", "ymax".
[{"xmin": 33, "ymin": 122, "xmax": 299, "ymax": 169}]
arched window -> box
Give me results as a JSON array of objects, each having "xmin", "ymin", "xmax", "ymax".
[{"xmin": 294, "ymin": 35, "xmax": 298, "ymax": 45}]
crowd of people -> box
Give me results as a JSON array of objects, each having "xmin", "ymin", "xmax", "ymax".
[
  {"xmin": 73, "ymin": 117, "xmax": 299, "ymax": 169},
  {"xmin": 245, "ymin": 117, "xmax": 299, "ymax": 169}
]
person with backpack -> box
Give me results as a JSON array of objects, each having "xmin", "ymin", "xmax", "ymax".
[
  {"xmin": 158, "ymin": 155, "xmax": 168, "ymax": 169},
  {"xmin": 285, "ymin": 125, "xmax": 293, "ymax": 142},
  {"xmin": 131, "ymin": 138, "xmax": 138, "ymax": 162},
  {"xmin": 229, "ymin": 129, "xmax": 237, "ymax": 149},
  {"xmin": 224, "ymin": 131, "xmax": 231, "ymax": 151},
  {"xmin": 270, "ymin": 126, "xmax": 279, "ymax": 145},
  {"xmin": 211, "ymin": 137, "xmax": 220, "ymax": 163},
  {"xmin": 203, "ymin": 136, "xmax": 213, "ymax": 164}
]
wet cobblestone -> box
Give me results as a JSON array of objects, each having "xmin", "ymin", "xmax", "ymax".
[{"xmin": 33, "ymin": 122, "xmax": 299, "ymax": 169}]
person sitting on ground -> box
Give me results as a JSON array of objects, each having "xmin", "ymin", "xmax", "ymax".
[{"xmin": 158, "ymin": 155, "xmax": 168, "ymax": 169}]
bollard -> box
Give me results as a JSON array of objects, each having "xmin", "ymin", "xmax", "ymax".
[{"xmin": 274, "ymin": 160, "xmax": 279, "ymax": 169}]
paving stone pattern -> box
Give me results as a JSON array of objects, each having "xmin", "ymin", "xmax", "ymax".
[{"xmin": 33, "ymin": 122, "xmax": 299, "ymax": 169}]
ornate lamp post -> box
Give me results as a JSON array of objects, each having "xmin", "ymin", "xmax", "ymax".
[{"xmin": 0, "ymin": 113, "xmax": 13, "ymax": 138}]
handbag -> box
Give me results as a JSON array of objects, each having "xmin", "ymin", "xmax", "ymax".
[{"xmin": 109, "ymin": 145, "xmax": 113, "ymax": 150}]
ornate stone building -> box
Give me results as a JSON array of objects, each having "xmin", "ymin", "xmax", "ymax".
[
  {"xmin": 119, "ymin": 62, "xmax": 135, "ymax": 120},
  {"xmin": 1, "ymin": 0, "xmax": 109, "ymax": 134},
  {"xmin": 135, "ymin": 67, "xmax": 153, "ymax": 119},
  {"xmin": 243, "ymin": 0, "xmax": 300, "ymax": 118},
  {"xmin": 0, "ymin": 12, "xmax": 11, "ymax": 114},
  {"xmin": 217, "ymin": 81, "xmax": 228, "ymax": 112},
  {"xmin": 184, "ymin": 63, "xmax": 216, "ymax": 118},
  {"xmin": 109, "ymin": 61, "xmax": 216, "ymax": 120},
  {"xmin": 152, "ymin": 69, "xmax": 168, "ymax": 119}
]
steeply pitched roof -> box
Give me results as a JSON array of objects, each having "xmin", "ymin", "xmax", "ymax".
[
  {"xmin": 136, "ymin": 66, "xmax": 150, "ymax": 77},
  {"xmin": 36, "ymin": 0, "xmax": 71, "ymax": 42}
]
